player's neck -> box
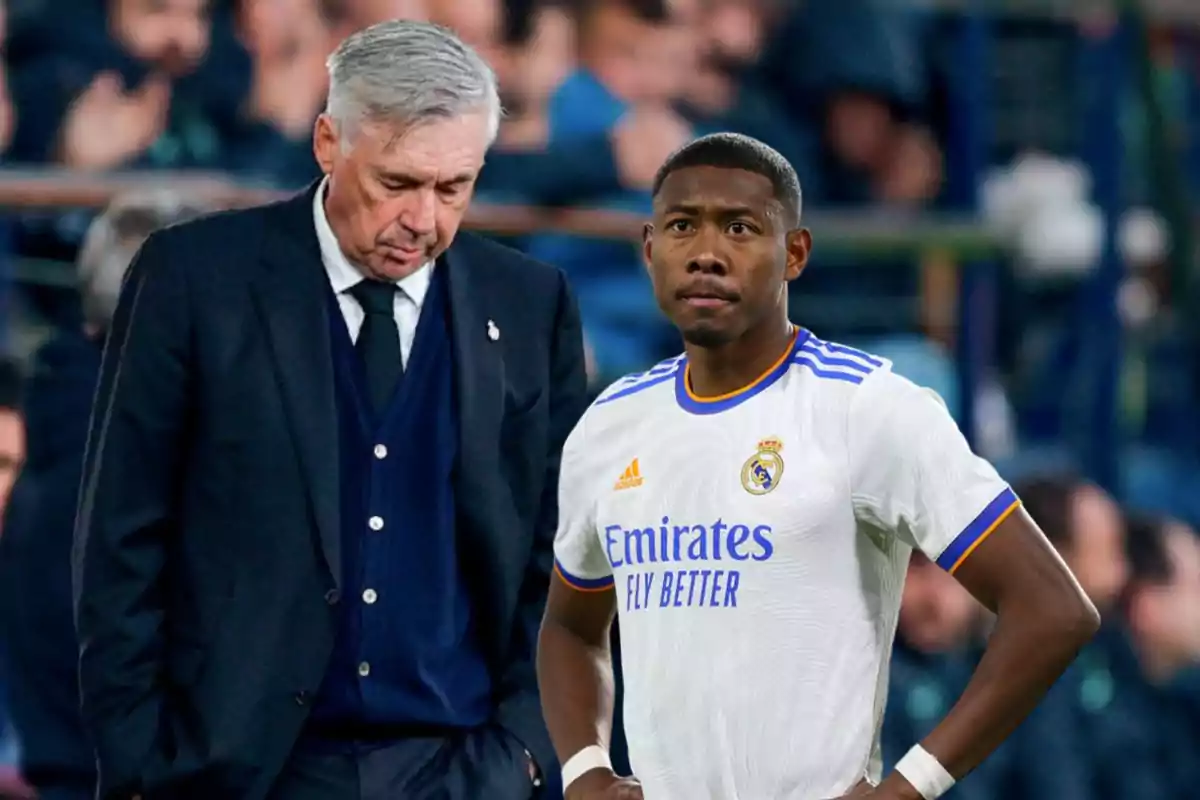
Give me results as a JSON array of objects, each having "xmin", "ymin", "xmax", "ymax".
[{"xmin": 685, "ymin": 319, "xmax": 796, "ymax": 399}]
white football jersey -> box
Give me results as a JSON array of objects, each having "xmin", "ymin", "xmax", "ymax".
[{"xmin": 553, "ymin": 329, "xmax": 1019, "ymax": 800}]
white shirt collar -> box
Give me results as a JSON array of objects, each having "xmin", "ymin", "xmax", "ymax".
[{"xmin": 312, "ymin": 177, "xmax": 432, "ymax": 306}]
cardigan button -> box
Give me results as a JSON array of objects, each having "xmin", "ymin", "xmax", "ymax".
[
  {"xmin": 324, "ymin": 589, "xmax": 340, "ymax": 606},
  {"xmin": 368, "ymin": 516, "xmax": 384, "ymax": 531}
]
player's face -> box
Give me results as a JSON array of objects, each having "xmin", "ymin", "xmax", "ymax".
[{"xmin": 643, "ymin": 166, "xmax": 809, "ymax": 347}]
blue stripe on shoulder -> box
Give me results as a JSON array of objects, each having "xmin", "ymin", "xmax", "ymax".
[
  {"xmin": 790, "ymin": 335, "xmax": 885, "ymax": 384},
  {"xmin": 790, "ymin": 355, "xmax": 865, "ymax": 384},
  {"xmin": 594, "ymin": 357, "xmax": 683, "ymax": 406},
  {"xmin": 806, "ymin": 335, "xmax": 885, "ymax": 368}
]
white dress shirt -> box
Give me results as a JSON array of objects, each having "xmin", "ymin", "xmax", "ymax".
[{"xmin": 313, "ymin": 179, "xmax": 431, "ymax": 367}]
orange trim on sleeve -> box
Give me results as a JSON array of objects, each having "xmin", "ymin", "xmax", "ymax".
[
  {"xmin": 553, "ymin": 562, "xmax": 614, "ymax": 593},
  {"xmin": 948, "ymin": 500, "xmax": 1021, "ymax": 574}
]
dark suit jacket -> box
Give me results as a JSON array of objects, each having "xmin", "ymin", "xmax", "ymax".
[{"xmin": 72, "ymin": 187, "xmax": 588, "ymax": 800}]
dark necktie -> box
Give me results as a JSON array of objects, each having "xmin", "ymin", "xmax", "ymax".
[{"xmin": 349, "ymin": 279, "xmax": 403, "ymax": 414}]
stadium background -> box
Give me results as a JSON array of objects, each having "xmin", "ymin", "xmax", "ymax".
[{"xmin": 0, "ymin": 0, "xmax": 1199, "ymax": 797}]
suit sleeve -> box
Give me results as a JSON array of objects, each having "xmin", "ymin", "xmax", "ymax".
[
  {"xmin": 492, "ymin": 270, "xmax": 589, "ymax": 779},
  {"xmin": 73, "ymin": 233, "xmax": 192, "ymax": 799},
  {"xmin": 848, "ymin": 369, "xmax": 1018, "ymax": 573}
]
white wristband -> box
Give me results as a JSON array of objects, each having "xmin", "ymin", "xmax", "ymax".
[
  {"xmin": 894, "ymin": 744, "xmax": 956, "ymax": 800},
  {"xmin": 561, "ymin": 745, "xmax": 613, "ymax": 792}
]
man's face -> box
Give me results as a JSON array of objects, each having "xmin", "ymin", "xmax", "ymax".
[
  {"xmin": 113, "ymin": 0, "xmax": 210, "ymax": 76},
  {"xmin": 1068, "ymin": 485, "xmax": 1129, "ymax": 611},
  {"xmin": 644, "ymin": 166, "xmax": 808, "ymax": 348},
  {"xmin": 0, "ymin": 409, "xmax": 24, "ymax": 522},
  {"xmin": 313, "ymin": 112, "xmax": 490, "ymax": 281}
]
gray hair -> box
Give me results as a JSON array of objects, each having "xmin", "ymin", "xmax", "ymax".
[
  {"xmin": 325, "ymin": 20, "xmax": 502, "ymax": 147},
  {"xmin": 77, "ymin": 190, "xmax": 211, "ymax": 332}
]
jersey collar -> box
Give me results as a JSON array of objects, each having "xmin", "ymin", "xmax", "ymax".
[{"xmin": 674, "ymin": 328, "xmax": 809, "ymax": 415}]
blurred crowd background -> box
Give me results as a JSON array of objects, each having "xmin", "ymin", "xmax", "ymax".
[{"xmin": 0, "ymin": 0, "xmax": 1196, "ymax": 797}]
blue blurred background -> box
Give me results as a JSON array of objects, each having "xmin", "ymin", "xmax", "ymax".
[{"xmin": 0, "ymin": 0, "xmax": 1199, "ymax": 797}]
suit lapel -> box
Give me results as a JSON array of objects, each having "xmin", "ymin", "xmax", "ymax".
[
  {"xmin": 249, "ymin": 185, "xmax": 342, "ymax": 589},
  {"xmin": 443, "ymin": 241, "xmax": 511, "ymax": 641}
]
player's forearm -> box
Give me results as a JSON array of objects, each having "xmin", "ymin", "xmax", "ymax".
[
  {"xmin": 889, "ymin": 596, "xmax": 1097, "ymax": 793},
  {"xmin": 536, "ymin": 618, "xmax": 617, "ymax": 762}
]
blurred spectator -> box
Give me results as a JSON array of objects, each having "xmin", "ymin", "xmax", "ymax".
[
  {"xmin": 756, "ymin": 0, "xmax": 940, "ymax": 207},
  {"xmin": 0, "ymin": 191, "xmax": 209, "ymax": 800},
  {"xmin": 1122, "ymin": 516, "xmax": 1200, "ymax": 684},
  {"xmin": 0, "ymin": 361, "xmax": 22, "ymax": 518},
  {"xmin": 1117, "ymin": 515, "xmax": 1200, "ymax": 796},
  {"xmin": 430, "ymin": 0, "xmax": 507, "ymax": 90},
  {"xmin": 750, "ymin": 1, "xmax": 940, "ymax": 342},
  {"xmin": 1001, "ymin": 474, "xmax": 1178, "ymax": 800},
  {"xmin": 8, "ymin": 0, "xmax": 320, "ymax": 186},
  {"xmin": 0, "ymin": 1, "xmax": 15, "ymax": 158},
  {"xmin": 676, "ymin": 0, "xmax": 815, "ymax": 184},
  {"xmin": 883, "ymin": 553, "xmax": 1002, "ymax": 800},
  {"xmin": 1017, "ymin": 475, "xmax": 1128, "ymax": 611},
  {"xmin": 0, "ymin": 359, "xmax": 29, "ymax": 800},
  {"xmin": 528, "ymin": 0, "xmax": 690, "ymax": 376},
  {"xmin": 324, "ymin": 0, "xmax": 429, "ymax": 37},
  {"xmin": 237, "ymin": 0, "xmax": 331, "ymax": 140},
  {"xmin": 495, "ymin": 2, "xmax": 575, "ymax": 148}
]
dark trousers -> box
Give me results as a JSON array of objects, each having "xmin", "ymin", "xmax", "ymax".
[{"xmin": 269, "ymin": 730, "xmax": 537, "ymax": 800}]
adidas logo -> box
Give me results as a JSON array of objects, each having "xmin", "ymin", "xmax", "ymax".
[{"xmin": 614, "ymin": 458, "xmax": 644, "ymax": 491}]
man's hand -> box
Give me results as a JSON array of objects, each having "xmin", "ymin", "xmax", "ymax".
[
  {"xmin": 59, "ymin": 72, "xmax": 170, "ymax": 170},
  {"xmin": 565, "ymin": 768, "xmax": 644, "ymax": 799}
]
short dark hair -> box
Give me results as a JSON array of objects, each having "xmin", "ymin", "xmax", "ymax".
[
  {"xmin": 651, "ymin": 132, "xmax": 803, "ymax": 226},
  {"xmin": 1013, "ymin": 473, "xmax": 1083, "ymax": 550}
]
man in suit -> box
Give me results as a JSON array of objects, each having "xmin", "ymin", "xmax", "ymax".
[{"xmin": 73, "ymin": 20, "xmax": 588, "ymax": 800}]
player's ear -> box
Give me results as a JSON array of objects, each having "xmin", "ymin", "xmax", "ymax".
[
  {"xmin": 642, "ymin": 223, "xmax": 654, "ymax": 272},
  {"xmin": 784, "ymin": 228, "xmax": 812, "ymax": 282}
]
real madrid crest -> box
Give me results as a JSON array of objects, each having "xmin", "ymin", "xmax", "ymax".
[{"xmin": 741, "ymin": 437, "xmax": 784, "ymax": 495}]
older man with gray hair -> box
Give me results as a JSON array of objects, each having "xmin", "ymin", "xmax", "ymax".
[{"xmin": 73, "ymin": 21, "xmax": 586, "ymax": 800}]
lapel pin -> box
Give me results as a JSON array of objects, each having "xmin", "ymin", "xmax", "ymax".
[{"xmin": 487, "ymin": 320, "xmax": 500, "ymax": 341}]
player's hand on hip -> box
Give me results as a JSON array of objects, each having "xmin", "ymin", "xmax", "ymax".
[{"xmin": 565, "ymin": 767, "xmax": 644, "ymax": 799}]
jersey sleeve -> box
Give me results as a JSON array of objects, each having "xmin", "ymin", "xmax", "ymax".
[
  {"xmin": 552, "ymin": 416, "xmax": 614, "ymax": 591},
  {"xmin": 848, "ymin": 370, "xmax": 1020, "ymax": 573}
]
